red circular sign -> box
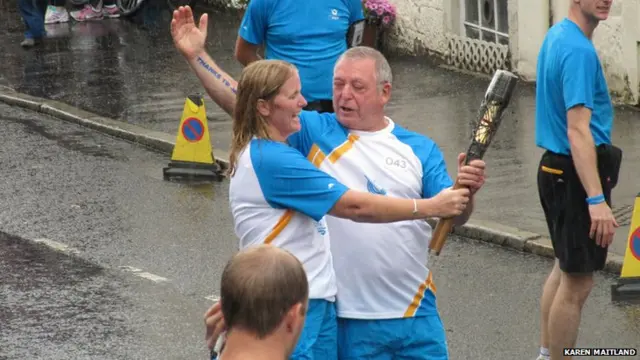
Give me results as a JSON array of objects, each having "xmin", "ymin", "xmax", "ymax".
[
  {"xmin": 181, "ymin": 117, "xmax": 204, "ymax": 143},
  {"xmin": 629, "ymin": 226, "xmax": 640, "ymax": 261}
]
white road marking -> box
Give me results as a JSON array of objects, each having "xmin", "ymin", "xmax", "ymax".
[
  {"xmin": 135, "ymin": 272, "xmax": 169, "ymax": 283},
  {"xmin": 120, "ymin": 266, "xmax": 143, "ymax": 272},
  {"xmin": 205, "ymin": 295, "xmax": 219, "ymax": 302},
  {"xmin": 33, "ymin": 238, "xmax": 79, "ymax": 254},
  {"xmin": 119, "ymin": 266, "xmax": 169, "ymax": 283},
  {"xmin": 31, "ymin": 239, "xmax": 171, "ymax": 284}
]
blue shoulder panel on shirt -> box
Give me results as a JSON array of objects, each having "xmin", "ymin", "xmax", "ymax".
[
  {"xmin": 287, "ymin": 111, "xmax": 347, "ymax": 158},
  {"xmin": 391, "ymin": 126, "xmax": 453, "ymax": 198},
  {"xmin": 250, "ymin": 139, "xmax": 349, "ymax": 221}
]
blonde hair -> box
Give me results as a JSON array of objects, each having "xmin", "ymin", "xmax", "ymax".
[{"xmin": 228, "ymin": 60, "xmax": 297, "ymax": 177}]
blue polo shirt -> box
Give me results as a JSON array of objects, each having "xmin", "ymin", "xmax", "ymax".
[
  {"xmin": 535, "ymin": 18, "xmax": 614, "ymax": 155},
  {"xmin": 238, "ymin": 0, "xmax": 364, "ymax": 102}
]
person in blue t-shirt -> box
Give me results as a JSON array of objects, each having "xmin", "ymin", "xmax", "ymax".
[
  {"xmin": 533, "ymin": 1, "xmax": 621, "ymax": 360},
  {"xmin": 233, "ymin": 0, "xmax": 364, "ymax": 113}
]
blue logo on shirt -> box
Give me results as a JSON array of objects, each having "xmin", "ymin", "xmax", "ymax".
[
  {"xmin": 365, "ymin": 176, "xmax": 386, "ymax": 195},
  {"xmin": 316, "ymin": 220, "xmax": 327, "ymax": 236}
]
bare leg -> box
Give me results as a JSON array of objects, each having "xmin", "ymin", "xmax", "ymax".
[
  {"xmin": 540, "ymin": 260, "xmax": 561, "ymax": 353},
  {"xmin": 547, "ymin": 271, "xmax": 593, "ymax": 360}
]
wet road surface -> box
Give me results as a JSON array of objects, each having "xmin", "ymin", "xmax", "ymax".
[
  {"xmin": 1, "ymin": 103, "xmax": 639, "ymax": 358},
  {"xmin": 0, "ymin": 231, "xmax": 210, "ymax": 360},
  {"xmin": 0, "ymin": 102, "xmax": 237, "ymax": 303},
  {"xmin": 2, "ymin": 1, "xmax": 639, "ymax": 256}
]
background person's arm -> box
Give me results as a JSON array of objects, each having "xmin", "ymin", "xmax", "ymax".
[
  {"xmin": 561, "ymin": 47, "xmax": 617, "ymax": 246},
  {"xmin": 561, "ymin": 47, "xmax": 602, "ymax": 197},
  {"xmin": 234, "ymin": 0, "xmax": 267, "ymax": 66},
  {"xmin": 567, "ymin": 106, "xmax": 602, "ymax": 197},
  {"xmin": 234, "ymin": 38, "xmax": 262, "ymax": 66}
]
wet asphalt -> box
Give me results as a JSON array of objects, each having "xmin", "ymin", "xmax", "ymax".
[
  {"xmin": 1, "ymin": 103, "xmax": 639, "ymax": 359},
  {"xmin": 0, "ymin": 231, "xmax": 210, "ymax": 360}
]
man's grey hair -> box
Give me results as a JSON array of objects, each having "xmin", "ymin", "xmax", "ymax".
[{"xmin": 334, "ymin": 46, "xmax": 393, "ymax": 91}]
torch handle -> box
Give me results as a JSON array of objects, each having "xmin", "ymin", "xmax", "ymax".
[{"xmin": 428, "ymin": 178, "xmax": 468, "ymax": 255}]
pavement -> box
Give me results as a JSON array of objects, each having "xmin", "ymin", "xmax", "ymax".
[
  {"xmin": 1, "ymin": 102, "xmax": 639, "ymax": 358},
  {"xmin": 1, "ymin": 0, "xmax": 640, "ymax": 267}
]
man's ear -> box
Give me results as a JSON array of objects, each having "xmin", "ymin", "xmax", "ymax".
[
  {"xmin": 298, "ymin": 300, "xmax": 307, "ymax": 316},
  {"xmin": 284, "ymin": 303, "xmax": 305, "ymax": 332},
  {"xmin": 380, "ymin": 82, "xmax": 392, "ymax": 104},
  {"xmin": 256, "ymin": 99, "xmax": 271, "ymax": 117}
]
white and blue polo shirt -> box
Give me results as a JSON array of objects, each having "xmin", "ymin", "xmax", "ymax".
[
  {"xmin": 228, "ymin": 138, "xmax": 349, "ymax": 301},
  {"xmin": 288, "ymin": 111, "xmax": 454, "ymax": 319}
]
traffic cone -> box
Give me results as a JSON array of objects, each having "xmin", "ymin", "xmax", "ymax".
[
  {"xmin": 611, "ymin": 193, "xmax": 640, "ymax": 302},
  {"xmin": 162, "ymin": 94, "xmax": 224, "ymax": 182}
]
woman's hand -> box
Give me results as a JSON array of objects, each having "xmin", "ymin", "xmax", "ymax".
[{"xmin": 171, "ymin": 6, "xmax": 208, "ymax": 61}]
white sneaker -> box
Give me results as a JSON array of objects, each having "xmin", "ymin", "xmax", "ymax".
[
  {"xmin": 536, "ymin": 355, "xmax": 550, "ymax": 360},
  {"xmin": 44, "ymin": 5, "xmax": 70, "ymax": 24}
]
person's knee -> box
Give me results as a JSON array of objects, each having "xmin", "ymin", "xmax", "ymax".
[
  {"xmin": 549, "ymin": 260, "xmax": 562, "ymax": 280},
  {"xmin": 542, "ymin": 260, "xmax": 562, "ymax": 291},
  {"xmin": 559, "ymin": 271, "xmax": 594, "ymax": 304}
]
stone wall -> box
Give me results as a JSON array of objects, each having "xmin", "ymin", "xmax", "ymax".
[
  {"xmin": 384, "ymin": 0, "xmax": 447, "ymax": 58},
  {"xmin": 201, "ymin": 0, "xmax": 244, "ymax": 10}
]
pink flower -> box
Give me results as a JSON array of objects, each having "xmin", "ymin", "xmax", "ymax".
[{"xmin": 363, "ymin": 0, "xmax": 396, "ymax": 20}]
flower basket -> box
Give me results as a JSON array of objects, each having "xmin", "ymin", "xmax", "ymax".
[
  {"xmin": 231, "ymin": 0, "xmax": 249, "ymax": 8},
  {"xmin": 360, "ymin": 0, "xmax": 396, "ymax": 50},
  {"xmin": 231, "ymin": 0, "xmax": 249, "ymax": 20}
]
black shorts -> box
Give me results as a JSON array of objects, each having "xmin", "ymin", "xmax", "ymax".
[{"xmin": 537, "ymin": 146, "xmax": 621, "ymax": 273}]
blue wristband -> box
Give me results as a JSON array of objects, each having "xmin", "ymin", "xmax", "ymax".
[{"xmin": 586, "ymin": 194, "xmax": 605, "ymax": 205}]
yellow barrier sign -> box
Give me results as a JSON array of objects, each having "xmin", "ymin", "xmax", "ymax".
[
  {"xmin": 172, "ymin": 95, "xmax": 214, "ymax": 164},
  {"xmin": 162, "ymin": 94, "xmax": 224, "ymax": 182},
  {"xmin": 611, "ymin": 193, "xmax": 640, "ymax": 302}
]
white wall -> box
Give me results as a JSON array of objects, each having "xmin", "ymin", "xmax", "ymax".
[{"xmin": 512, "ymin": 0, "xmax": 548, "ymax": 80}]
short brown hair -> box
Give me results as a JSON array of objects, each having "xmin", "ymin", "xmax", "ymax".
[{"xmin": 220, "ymin": 245, "xmax": 309, "ymax": 338}]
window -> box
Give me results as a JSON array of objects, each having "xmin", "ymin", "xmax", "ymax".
[{"xmin": 462, "ymin": 0, "xmax": 509, "ymax": 45}]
